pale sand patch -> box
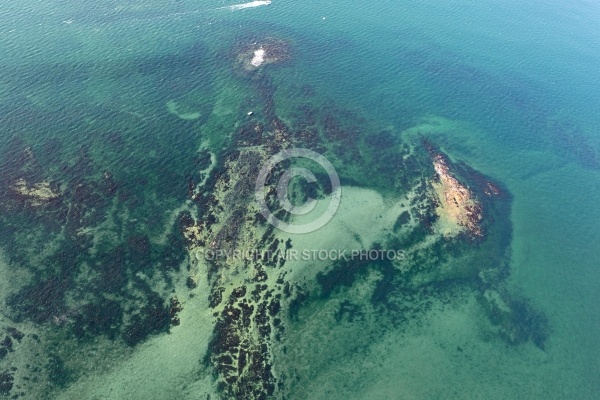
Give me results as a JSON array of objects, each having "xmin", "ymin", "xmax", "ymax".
[
  {"xmin": 251, "ymin": 48, "xmax": 266, "ymax": 67},
  {"xmin": 279, "ymin": 186, "xmax": 409, "ymax": 281},
  {"xmin": 166, "ymin": 100, "xmax": 201, "ymax": 120},
  {"xmin": 55, "ymin": 275, "xmax": 218, "ymax": 400},
  {"xmin": 399, "ymin": 115, "xmax": 476, "ymax": 140}
]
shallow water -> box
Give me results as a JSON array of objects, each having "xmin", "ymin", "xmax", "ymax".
[{"xmin": 0, "ymin": 1, "xmax": 599, "ymax": 399}]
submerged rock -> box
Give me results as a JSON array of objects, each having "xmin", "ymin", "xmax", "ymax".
[
  {"xmin": 235, "ymin": 37, "xmax": 292, "ymax": 72},
  {"xmin": 11, "ymin": 178, "xmax": 60, "ymax": 206},
  {"xmin": 0, "ymin": 371, "xmax": 14, "ymax": 396}
]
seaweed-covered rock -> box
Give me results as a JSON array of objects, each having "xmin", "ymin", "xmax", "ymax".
[{"xmin": 0, "ymin": 371, "xmax": 14, "ymax": 395}]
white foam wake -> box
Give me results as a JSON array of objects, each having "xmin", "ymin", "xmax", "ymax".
[{"xmin": 218, "ymin": 0, "xmax": 272, "ymax": 11}]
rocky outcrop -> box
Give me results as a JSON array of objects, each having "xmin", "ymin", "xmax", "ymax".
[
  {"xmin": 429, "ymin": 152, "xmax": 483, "ymax": 238},
  {"xmin": 183, "ymin": 124, "xmax": 288, "ymax": 399},
  {"xmin": 235, "ymin": 37, "xmax": 292, "ymax": 72}
]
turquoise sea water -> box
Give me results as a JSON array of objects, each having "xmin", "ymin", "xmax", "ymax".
[{"xmin": 0, "ymin": 0, "xmax": 599, "ymax": 399}]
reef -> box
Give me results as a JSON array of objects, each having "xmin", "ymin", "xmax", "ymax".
[
  {"xmin": 0, "ymin": 107, "xmax": 194, "ymax": 397},
  {"xmin": 0, "ymin": 28, "xmax": 550, "ymax": 400},
  {"xmin": 169, "ymin": 35, "xmax": 548, "ymax": 400},
  {"xmin": 188, "ymin": 142, "xmax": 287, "ymax": 398},
  {"xmin": 234, "ymin": 36, "xmax": 292, "ymax": 73}
]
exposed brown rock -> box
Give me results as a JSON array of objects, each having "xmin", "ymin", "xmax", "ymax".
[{"xmin": 430, "ymin": 154, "xmax": 483, "ymax": 237}]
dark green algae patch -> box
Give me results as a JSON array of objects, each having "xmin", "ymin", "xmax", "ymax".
[{"xmin": 0, "ymin": 136, "xmax": 186, "ymax": 339}]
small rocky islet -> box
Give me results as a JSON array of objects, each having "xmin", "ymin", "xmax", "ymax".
[{"xmin": 0, "ymin": 34, "xmax": 548, "ymax": 399}]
